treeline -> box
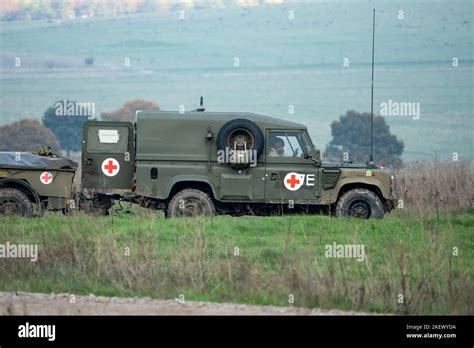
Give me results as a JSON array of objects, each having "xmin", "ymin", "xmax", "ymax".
[
  {"xmin": 0, "ymin": 0, "xmax": 273, "ymax": 21},
  {"xmin": 1, "ymin": 0, "xmax": 167, "ymax": 21},
  {"xmin": 1, "ymin": 103, "xmax": 404, "ymax": 169},
  {"xmin": 0, "ymin": 99, "xmax": 159, "ymax": 155}
]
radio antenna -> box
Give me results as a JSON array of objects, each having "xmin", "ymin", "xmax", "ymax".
[{"xmin": 369, "ymin": 9, "xmax": 376, "ymax": 166}]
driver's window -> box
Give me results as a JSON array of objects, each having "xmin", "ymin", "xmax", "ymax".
[{"xmin": 267, "ymin": 131, "xmax": 308, "ymax": 158}]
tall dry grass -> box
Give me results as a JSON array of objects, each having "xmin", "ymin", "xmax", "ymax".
[{"xmin": 395, "ymin": 160, "xmax": 473, "ymax": 215}]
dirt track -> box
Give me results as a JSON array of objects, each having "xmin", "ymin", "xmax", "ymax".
[{"xmin": 0, "ymin": 292, "xmax": 371, "ymax": 315}]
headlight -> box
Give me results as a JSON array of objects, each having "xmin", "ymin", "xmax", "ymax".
[{"xmin": 390, "ymin": 174, "xmax": 395, "ymax": 193}]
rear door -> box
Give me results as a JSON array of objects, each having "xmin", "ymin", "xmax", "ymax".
[{"xmin": 81, "ymin": 121, "xmax": 135, "ymax": 189}]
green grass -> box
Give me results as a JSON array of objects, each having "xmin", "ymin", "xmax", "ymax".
[{"xmin": 0, "ymin": 211, "xmax": 473, "ymax": 314}]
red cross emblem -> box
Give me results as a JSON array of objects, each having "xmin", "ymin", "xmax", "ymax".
[
  {"xmin": 283, "ymin": 172, "xmax": 304, "ymax": 191},
  {"xmin": 104, "ymin": 160, "xmax": 117, "ymax": 174},
  {"xmin": 40, "ymin": 172, "xmax": 53, "ymax": 185},
  {"xmin": 286, "ymin": 174, "xmax": 300, "ymax": 188},
  {"xmin": 101, "ymin": 158, "xmax": 120, "ymax": 177}
]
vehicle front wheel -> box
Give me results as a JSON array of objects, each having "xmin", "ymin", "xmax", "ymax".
[
  {"xmin": 166, "ymin": 188, "xmax": 216, "ymax": 218},
  {"xmin": 335, "ymin": 188, "xmax": 384, "ymax": 219},
  {"xmin": 0, "ymin": 188, "xmax": 35, "ymax": 217}
]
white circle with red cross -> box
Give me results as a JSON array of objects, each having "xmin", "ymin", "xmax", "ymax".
[
  {"xmin": 40, "ymin": 171, "xmax": 54, "ymax": 185},
  {"xmin": 102, "ymin": 158, "xmax": 120, "ymax": 177},
  {"xmin": 284, "ymin": 172, "xmax": 305, "ymax": 191}
]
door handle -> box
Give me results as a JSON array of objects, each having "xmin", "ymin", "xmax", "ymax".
[
  {"xmin": 86, "ymin": 158, "xmax": 93, "ymax": 165},
  {"xmin": 270, "ymin": 173, "xmax": 277, "ymax": 181}
]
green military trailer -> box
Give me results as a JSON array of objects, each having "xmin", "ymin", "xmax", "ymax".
[
  {"xmin": 81, "ymin": 107, "xmax": 397, "ymax": 219},
  {"xmin": 0, "ymin": 152, "xmax": 77, "ymax": 216}
]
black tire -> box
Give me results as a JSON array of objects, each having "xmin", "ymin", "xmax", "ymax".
[
  {"xmin": 166, "ymin": 188, "xmax": 216, "ymax": 218},
  {"xmin": 336, "ymin": 188, "xmax": 384, "ymax": 219},
  {"xmin": 0, "ymin": 188, "xmax": 35, "ymax": 217},
  {"xmin": 217, "ymin": 119, "xmax": 264, "ymax": 168}
]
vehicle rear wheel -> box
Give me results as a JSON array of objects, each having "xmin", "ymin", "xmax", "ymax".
[
  {"xmin": 0, "ymin": 188, "xmax": 35, "ymax": 217},
  {"xmin": 335, "ymin": 188, "xmax": 384, "ymax": 219},
  {"xmin": 166, "ymin": 188, "xmax": 216, "ymax": 218}
]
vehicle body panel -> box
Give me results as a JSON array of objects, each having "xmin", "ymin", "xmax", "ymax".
[
  {"xmin": 0, "ymin": 169, "xmax": 75, "ymax": 199},
  {"xmin": 81, "ymin": 121, "xmax": 135, "ymax": 190},
  {"xmin": 320, "ymin": 168, "xmax": 392, "ymax": 205},
  {"xmin": 0, "ymin": 152, "xmax": 77, "ymax": 211}
]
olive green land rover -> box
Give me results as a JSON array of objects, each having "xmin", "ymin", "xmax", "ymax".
[{"xmin": 81, "ymin": 108, "xmax": 396, "ymax": 219}]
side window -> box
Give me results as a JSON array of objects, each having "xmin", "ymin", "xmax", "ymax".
[
  {"xmin": 86, "ymin": 126, "xmax": 129, "ymax": 154},
  {"xmin": 267, "ymin": 131, "xmax": 309, "ymax": 158}
]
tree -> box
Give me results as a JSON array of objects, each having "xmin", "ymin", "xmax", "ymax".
[
  {"xmin": 324, "ymin": 110, "xmax": 404, "ymax": 168},
  {"xmin": 101, "ymin": 99, "xmax": 160, "ymax": 122},
  {"xmin": 42, "ymin": 101, "xmax": 90, "ymax": 156},
  {"xmin": 0, "ymin": 118, "xmax": 60, "ymax": 152},
  {"xmin": 84, "ymin": 56, "xmax": 94, "ymax": 66}
]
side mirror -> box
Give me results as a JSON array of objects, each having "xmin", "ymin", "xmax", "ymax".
[
  {"xmin": 315, "ymin": 149, "xmax": 321, "ymax": 161},
  {"xmin": 303, "ymin": 145, "xmax": 311, "ymax": 159}
]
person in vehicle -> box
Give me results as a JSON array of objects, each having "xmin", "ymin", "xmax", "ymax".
[{"xmin": 268, "ymin": 137, "xmax": 285, "ymax": 157}]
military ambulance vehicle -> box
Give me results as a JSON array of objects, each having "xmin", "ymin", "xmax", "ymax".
[
  {"xmin": 0, "ymin": 151, "xmax": 77, "ymax": 216},
  {"xmin": 81, "ymin": 104, "xmax": 396, "ymax": 219}
]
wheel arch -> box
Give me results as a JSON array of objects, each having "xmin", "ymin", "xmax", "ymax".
[
  {"xmin": 330, "ymin": 178, "xmax": 388, "ymax": 204},
  {"xmin": 0, "ymin": 178, "xmax": 42, "ymax": 208},
  {"xmin": 165, "ymin": 176, "xmax": 217, "ymax": 200},
  {"xmin": 337, "ymin": 182, "xmax": 383, "ymax": 200}
]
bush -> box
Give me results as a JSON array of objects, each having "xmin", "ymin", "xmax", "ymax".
[
  {"xmin": 101, "ymin": 99, "xmax": 160, "ymax": 122},
  {"xmin": 0, "ymin": 118, "xmax": 60, "ymax": 152}
]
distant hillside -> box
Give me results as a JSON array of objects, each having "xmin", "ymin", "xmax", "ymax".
[{"xmin": 0, "ymin": 0, "xmax": 290, "ymax": 21}]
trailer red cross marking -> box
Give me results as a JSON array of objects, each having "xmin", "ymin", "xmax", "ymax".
[
  {"xmin": 40, "ymin": 172, "xmax": 53, "ymax": 185},
  {"xmin": 101, "ymin": 158, "xmax": 120, "ymax": 177}
]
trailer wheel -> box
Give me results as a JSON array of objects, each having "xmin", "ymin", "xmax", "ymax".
[
  {"xmin": 336, "ymin": 188, "xmax": 384, "ymax": 219},
  {"xmin": 166, "ymin": 188, "xmax": 216, "ymax": 218},
  {"xmin": 0, "ymin": 188, "xmax": 35, "ymax": 217}
]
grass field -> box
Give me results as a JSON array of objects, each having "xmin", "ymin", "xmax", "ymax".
[{"xmin": 1, "ymin": 211, "xmax": 472, "ymax": 315}]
